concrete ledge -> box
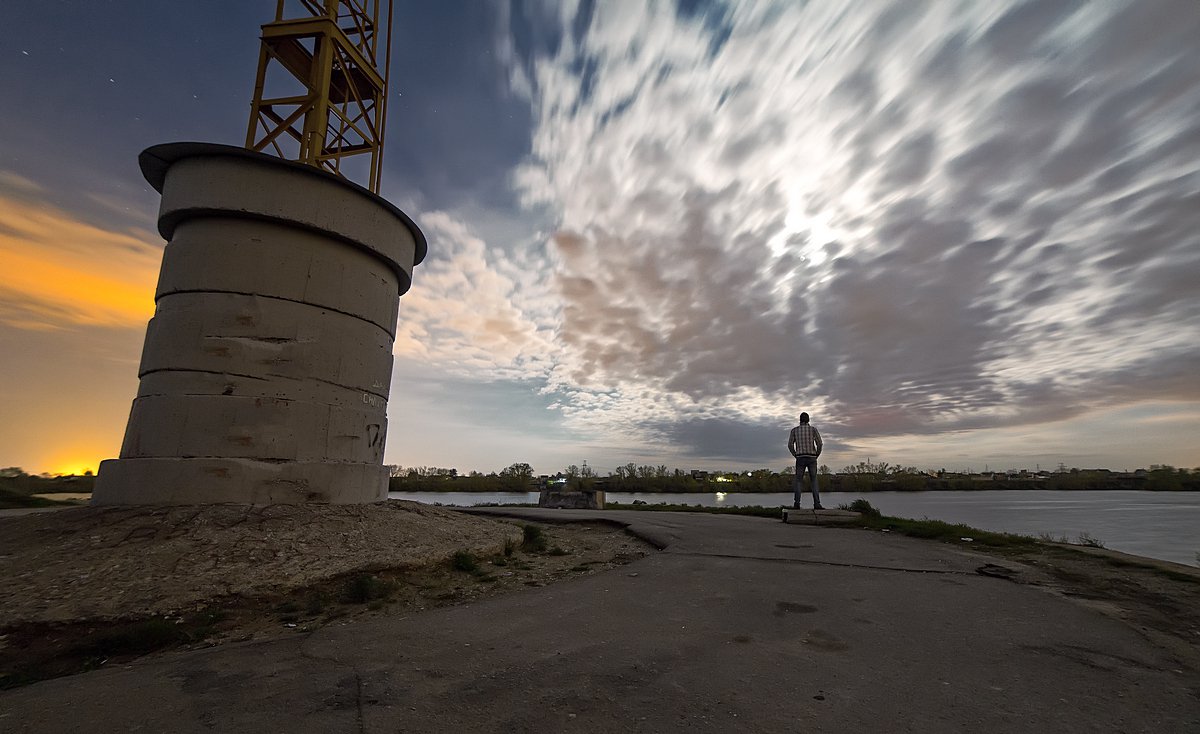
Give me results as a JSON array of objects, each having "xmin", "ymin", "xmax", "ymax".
[
  {"xmin": 119, "ymin": 395, "xmax": 386, "ymax": 463},
  {"xmin": 139, "ymin": 292, "xmax": 394, "ymax": 396},
  {"xmin": 92, "ymin": 457, "xmax": 388, "ymax": 505},
  {"xmin": 140, "ymin": 142, "xmax": 426, "ymax": 284},
  {"xmin": 781, "ymin": 507, "xmax": 861, "ymax": 525},
  {"xmin": 157, "ymin": 218, "xmax": 401, "ymax": 334},
  {"xmin": 136, "ymin": 370, "xmax": 379, "ymax": 410}
]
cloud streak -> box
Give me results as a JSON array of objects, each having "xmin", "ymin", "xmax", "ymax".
[
  {"xmin": 4, "ymin": 1, "xmax": 1196, "ymax": 474},
  {"xmin": 0, "ymin": 190, "xmax": 160, "ymax": 331},
  {"xmin": 393, "ymin": 210, "xmax": 560, "ymax": 380},
  {"xmin": 491, "ymin": 0, "xmax": 1200, "ymax": 464}
]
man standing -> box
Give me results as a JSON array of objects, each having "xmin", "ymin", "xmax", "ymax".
[{"xmin": 788, "ymin": 412, "xmax": 823, "ymax": 510}]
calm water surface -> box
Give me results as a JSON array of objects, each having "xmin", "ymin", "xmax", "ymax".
[{"xmin": 388, "ymin": 490, "xmax": 1200, "ymax": 567}]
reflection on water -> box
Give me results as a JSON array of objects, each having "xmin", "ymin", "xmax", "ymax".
[{"xmin": 387, "ymin": 489, "xmax": 1200, "ymax": 568}]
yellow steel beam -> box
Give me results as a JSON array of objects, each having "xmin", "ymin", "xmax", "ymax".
[
  {"xmin": 245, "ymin": 0, "xmax": 393, "ymax": 193},
  {"xmin": 262, "ymin": 19, "xmax": 386, "ymax": 93}
]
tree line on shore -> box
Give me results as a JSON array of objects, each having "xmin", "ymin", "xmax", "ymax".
[
  {"xmin": 1, "ymin": 463, "xmax": 1194, "ymax": 498},
  {"xmin": 386, "ymin": 462, "xmax": 1199, "ymax": 493}
]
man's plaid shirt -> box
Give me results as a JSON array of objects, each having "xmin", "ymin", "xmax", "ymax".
[{"xmin": 789, "ymin": 424, "xmax": 822, "ymax": 457}]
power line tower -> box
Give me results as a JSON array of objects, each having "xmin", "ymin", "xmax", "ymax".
[{"xmin": 245, "ymin": 0, "xmax": 394, "ymax": 193}]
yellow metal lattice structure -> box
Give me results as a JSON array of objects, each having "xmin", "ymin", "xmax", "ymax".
[{"xmin": 246, "ymin": 0, "xmax": 393, "ymax": 193}]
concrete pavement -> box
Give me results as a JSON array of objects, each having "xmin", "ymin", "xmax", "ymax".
[{"xmin": 2, "ymin": 508, "xmax": 1197, "ymax": 732}]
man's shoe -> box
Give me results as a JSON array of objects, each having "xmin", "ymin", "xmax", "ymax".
[
  {"xmin": 793, "ymin": 502, "xmax": 801, "ymax": 509},
  {"xmin": 814, "ymin": 504, "xmax": 824, "ymax": 510}
]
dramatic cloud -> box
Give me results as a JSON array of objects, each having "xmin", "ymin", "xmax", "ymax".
[
  {"xmin": 496, "ymin": 0, "xmax": 1200, "ymax": 465},
  {"xmin": 392, "ymin": 210, "xmax": 559, "ymax": 380},
  {"xmin": 2, "ymin": 1, "xmax": 1197, "ymax": 474}
]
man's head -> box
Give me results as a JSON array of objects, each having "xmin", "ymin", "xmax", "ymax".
[{"xmin": 799, "ymin": 412, "xmax": 810, "ymax": 424}]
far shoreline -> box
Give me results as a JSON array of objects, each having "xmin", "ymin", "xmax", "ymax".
[{"xmin": 386, "ymin": 486, "xmax": 1199, "ymax": 492}]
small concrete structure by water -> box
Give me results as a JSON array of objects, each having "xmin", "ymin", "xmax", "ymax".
[
  {"xmin": 539, "ymin": 488, "xmax": 606, "ymax": 509},
  {"xmin": 94, "ymin": 143, "xmax": 425, "ymax": 505}
]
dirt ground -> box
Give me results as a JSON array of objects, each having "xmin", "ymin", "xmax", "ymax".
[
  {"xmin": 3, "ymin": 503, "xmax": 1198, "ymax": 691},
  {"xmin": 958, "ymin": 539, "xmax": 1200, "ymax": 670},
  {"xmin": 0, "ymin": 502, "xmax": 650, "ymax": 688}
]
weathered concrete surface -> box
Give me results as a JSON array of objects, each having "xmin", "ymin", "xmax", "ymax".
[
  {"xmin": 94, "ymin": 143, "xmax": 426, "ymax": 505},
  {"xmin": 780, "ymin": 506, "xmax": 861, "ymax": 524},
  {"xmin": 2, "ymin": 510, "xmax": 1197, "ymax": 733},
  {"xmin": 539, "ymin": 488, "xmax": 606, "ymax": 509}
]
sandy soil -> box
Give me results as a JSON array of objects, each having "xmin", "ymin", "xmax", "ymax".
[
  {"xmin": 0, "ymin": 502, "xmax": 650, "ymax": 688},
  {"xmin": 30, "ymin": 494, "xmax": 92, "ymax": 503},
  {"xmin": 1, "ymin": 502, "xmax": 531, "ymax": 624}
]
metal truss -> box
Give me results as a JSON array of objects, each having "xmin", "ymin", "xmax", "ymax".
[{"xmin": 245, "ymin": 0, "xmax": 394, "ymax": 193}]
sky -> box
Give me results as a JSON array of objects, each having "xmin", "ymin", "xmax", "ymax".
[{"xmin": 1, "ymin": 0, "xmax": 1198, "ymax": 477}]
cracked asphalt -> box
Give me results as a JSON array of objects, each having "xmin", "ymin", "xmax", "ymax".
[{"xmin": 2, "ymin": 508, "xmax": 1198, "ymax": 733}]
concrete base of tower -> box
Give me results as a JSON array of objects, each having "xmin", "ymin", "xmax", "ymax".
[
  {"xmin": 93, "ymin": 457, "xmax": 388, "ymax": 505},
  {"xmin": 92, "ymin": 142, "xmax": 426, "ymax": 507}
]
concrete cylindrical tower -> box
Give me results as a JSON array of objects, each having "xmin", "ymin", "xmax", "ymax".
[{"xmin": 93, "ymin": 143, "xmax": 426, "ymax": 505}]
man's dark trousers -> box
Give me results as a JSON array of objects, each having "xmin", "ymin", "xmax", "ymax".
[{"xmin": 794, "ymin": 456, "xmax": 821, "ymax": 508}]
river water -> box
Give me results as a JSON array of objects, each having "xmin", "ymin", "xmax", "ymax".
[{"xmin": 388, "ymin": 489, "xmax": 1200, "ymax": 568}]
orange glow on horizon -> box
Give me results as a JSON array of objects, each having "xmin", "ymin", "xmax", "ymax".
[
  {"xmin": 42, "ymin": 447, "xmax": 111, "ymax": 478},
  {"xmin": 0, "ymin": 193, "xmax": 161, "ymax": 330},
  {"xmin": 0, "ymin": 189, "xmax": 151, "ymax": 477},
  {"xmin": 50, "ymin": 463, "xmax": 99, "ymax": 477}
]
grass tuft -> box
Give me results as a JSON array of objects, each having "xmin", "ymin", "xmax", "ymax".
[
  {"xmin": 844, "ymin": 498, "xmax": 881, "ymax": 517},
  {"xmin": 855, "ymin": 514, "xmax": 1041, "ymax": 551},
  {"xmin": 451, "ymin": 550, "xmax": 480, "ymax": 574},
  {"xmin": 522, "ymin": 524, "xmax": 548, "ymax": 552},
  {"xmin": 341, "ymin": 573, "xmax": 396, "ymax": 604},
  {"xmin": 305, "ymin": 593, "xmax": 327, "ymax": 616}
]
